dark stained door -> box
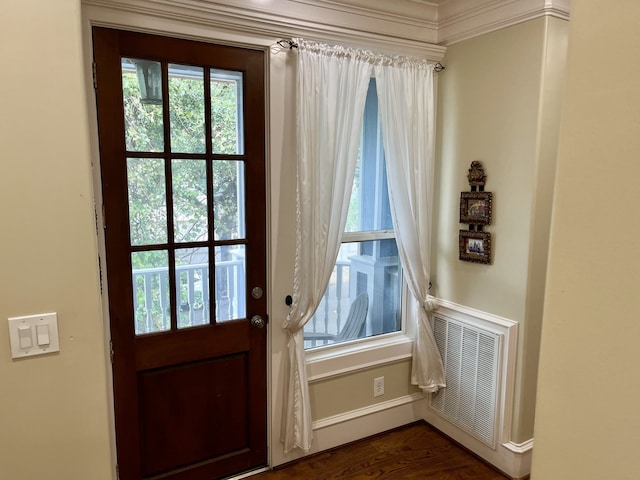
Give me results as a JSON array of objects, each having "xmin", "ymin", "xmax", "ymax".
[{"xmin": 92, "ymin": 27, "xmax": 267, "ymax": 480}]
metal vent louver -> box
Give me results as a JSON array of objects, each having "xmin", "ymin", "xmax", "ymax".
[{"xmin": 430, "ymin": 313, "xmax": 500, "ymax": 447}]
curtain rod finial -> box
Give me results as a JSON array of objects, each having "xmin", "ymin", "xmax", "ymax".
[{"xmin": 277, "ymin": 39, "xmax": 299, "ymax": 49}]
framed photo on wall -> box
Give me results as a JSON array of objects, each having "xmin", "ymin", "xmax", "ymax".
[
  {"xmin": 459, "ymin": 191, "xmax": 493, "ymax": 225},
  {"xmin": 459, "ymin": 230, "xmax": 491, "ymax": 264}
]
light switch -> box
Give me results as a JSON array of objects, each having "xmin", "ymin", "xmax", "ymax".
[
  {"xmin": 18, "ymin": 326, "xmax": 33, "ymax": 349},
  {"xmin": 8, "ymin": 313, "xmax": 59, "ymax": 359},
  {"xmin": 36, "ymin": 324, "xmax": 50, "ymax": 346}
]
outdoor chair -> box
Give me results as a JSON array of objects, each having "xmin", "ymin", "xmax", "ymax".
[{"xmin": 305, "ymin": 292, "xmax": 369, "ymax": 346}]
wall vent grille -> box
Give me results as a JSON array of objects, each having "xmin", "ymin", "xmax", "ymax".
[{"xmin": 430, "ymin": 313, "xmax": 500, "ymax": 447}]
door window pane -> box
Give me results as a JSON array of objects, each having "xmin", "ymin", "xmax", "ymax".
[
  {"xmin": 172, "ymin": 159, "xmax": 208, "ymax": 242},
  {"xmin": 211, "ymin": 69, "xmax": 244, "ymax": 154},
  {"xmin": 169, "ymin": 64, "xmax": 205, "ymax": 153},
  {"xmin": 213, "ymin": 160, "xmax": 245, "ymax": 240},
  {"xmin": 127, "ymin": 158, "xmax": 167, "ymax": 246},
  {"xmin": 121, "ymin": 58, "xmax": 164, "ymax": 152},
  {"xmin": 175, "ymin": 247, "xmax": 210, "ymax": 329},
  {"xmin": 132, "ymin": 250, "xmax": 171, "ymax": 335},
  {"xmin": 215, "ymin": 245, "xmax": 245, "ymax": 322}
]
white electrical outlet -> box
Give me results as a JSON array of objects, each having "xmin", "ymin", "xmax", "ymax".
[{"xmin": 373, "ymin": 376, "xmax": 384, "ymax": 397}]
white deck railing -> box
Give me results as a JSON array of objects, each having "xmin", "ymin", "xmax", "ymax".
[
  {"xmin": 132, "ymin": 257, "xmax": 358, "ymax": 343},
  {"xmin": 132, "ymin": 257, "xmax": 244, "ymax": 334},
  {"xmin": 304, "ymin": 260, "xmax": 352, "ymax": 348}
]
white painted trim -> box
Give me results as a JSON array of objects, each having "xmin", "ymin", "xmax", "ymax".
[
  {"xmin": 306, "ymin": 334, "xmax": 413, "ymax": 382},
  {"xmin": 433, "ymin": 300, "xmax": 520, "ymax": 451},
  {"xmin": 425, "ymin": 411, "xmax": 532, "ymax": 479},
  {"xmin": 82, "ymin": 0, "xmax": 446, "ymax": 59},
  {"xmin": 83, "ymin": 0, "xmax": 571, "ymax": 55},
  {"xmin": 79, "ymin": 8, "xmax": 120, "ymax": 479},
  {"xmin": 313, "ymin": 392, "xmax": 424, "ymax": 430},
  {"xmin": 271, "ymin": 394, "xmax": 428, "ymax": 466},
  {"xmin": 291, "ymin": 0, "xmax": 439, "ymax": 30},
  {"xmin": 425, "ymin": 299, "xmax": 526, "ymax": 478},
  {"xmin": 504, "ymin": 438, "xmax": 534, "ymax": 454},
  {"xmin": 437, "ymin": 0, "xmax": 570, "ymax": 45},
  {"xmin": 434, "ymin": 296, "xmax": 520, "ymax": 331}
]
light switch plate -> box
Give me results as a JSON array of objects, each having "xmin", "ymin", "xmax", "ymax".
[{"xmin": 8, "ymin": 313, "xmax": 59, "ymax": 359}]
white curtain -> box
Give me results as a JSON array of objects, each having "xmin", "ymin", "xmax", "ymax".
[
  {"xmin": 374, "ymin": 61, "xmax": 446, "ymax": 392},
  {"xmin": 281, "ymin": 39, "xmax": 373, "ymax": 453}
]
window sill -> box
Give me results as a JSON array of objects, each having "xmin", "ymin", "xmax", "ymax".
[{"xmin": 305, "ymin": 333, "xmax": 414, "ymax": 382}]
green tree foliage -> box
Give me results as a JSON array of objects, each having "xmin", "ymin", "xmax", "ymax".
[
  {"xmin": 123, "ymin": 68, "xmax": 243, "ymax": 257},
  {"xmin": 122, "ymin": 63, "xmax": 245, "ymax": 332}
]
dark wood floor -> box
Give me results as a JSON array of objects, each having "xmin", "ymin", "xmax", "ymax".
[{"xmin": 253, "ymin": 422, "xmax": 508, "ymax": 479}]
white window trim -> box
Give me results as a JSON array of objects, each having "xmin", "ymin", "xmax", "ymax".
[
  {"xmin": 305, "ymin": 333, "xmax": 414, "ymax": 382},
  {"xmin": 305, "ymin": 282, "xmax": 415, "ymax": 382},
  {"xmin": 342, "ymin": 229, "xmax": 395, "ymax": 242}
]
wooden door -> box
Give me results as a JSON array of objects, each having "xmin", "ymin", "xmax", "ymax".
[{"xmin": 92, "ymin": 27, "xmax": 267, "ymax": 480}]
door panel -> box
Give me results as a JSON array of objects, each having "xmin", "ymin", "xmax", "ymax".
[
  {"xmin": 138, "ymin": 355, "xmax": 248, "ymax": 476},
  {"xmin": 92, "ymin": 27, "xmax": 267, "ymax": 480}
]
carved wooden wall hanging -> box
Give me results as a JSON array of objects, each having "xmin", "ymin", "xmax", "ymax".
[{"xmin": 459, "ymin": 161, "xmax": 492, "ymax": 264}]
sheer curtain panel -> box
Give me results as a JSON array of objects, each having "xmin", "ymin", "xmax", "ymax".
[
  {"xmin": 374, "ymin": 61, "xmax": 445, "ymax": 392},
  {"xmin": 281, "ymin": 39, "xmax": 372, "ymax": 453}
]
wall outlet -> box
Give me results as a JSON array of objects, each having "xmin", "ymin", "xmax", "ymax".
[{"xmin": 373, "ymin": 376, "xmax": 384, "ymax": 397}]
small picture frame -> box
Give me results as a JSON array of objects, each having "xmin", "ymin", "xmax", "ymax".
[
  {"xmin": 460, "ymin": 191, "xmax": 493, "ymax": 225},
  {"xmin": 459, "ymin": 230, "xmax": 491, "ymax": 264}
]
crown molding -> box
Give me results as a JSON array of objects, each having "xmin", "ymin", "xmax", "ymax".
[
  {"xmin": 82, "ymin": 0, "xmax": 570, "ymax": 57},
  {"xmin": 437, "ymin": 0, "xmax": 571, "ymax": 45},
  {"xmin": 292, "ymin": 0, "xmax": 439, "ymax": 26},
  {"xmin": 82, "ymin": 0, "xmax": 446, "ymax": 59}
]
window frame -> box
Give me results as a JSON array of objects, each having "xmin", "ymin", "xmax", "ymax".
[
  {"xmin": 304, "ymin": 78, "xmax": 414, "ymax": 370},
  {"xmin": 305, "ymin": 287, "xmax": 415, "ymax": 381}
]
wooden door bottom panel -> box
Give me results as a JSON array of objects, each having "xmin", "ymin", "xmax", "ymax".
[{"xmin": 138, "ymin": 354, "xmax": 250, "ymax": 476}]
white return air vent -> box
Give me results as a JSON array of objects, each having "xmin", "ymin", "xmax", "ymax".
[
  {"xmin": 430, "ymin": 310, "xmax": 502, "ymax": 448},
  {"xmin": 425, "ymin": 300, "xmax": 521, "ymax": 477}
]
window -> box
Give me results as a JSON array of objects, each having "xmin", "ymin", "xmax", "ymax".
[{"xmin": 304, "ymin": 79, "xmax": 402, "ymax": 349}]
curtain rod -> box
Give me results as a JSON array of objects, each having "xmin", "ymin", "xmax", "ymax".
[{"xmin": 276, "ymin": 39, "xmax": 445, "ymax": 71}]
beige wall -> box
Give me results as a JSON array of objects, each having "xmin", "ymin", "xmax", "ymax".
[
  {"xmin": 532, "ymin": 2, "xmax": 640, "ymax": 478},
  {"xmin": 434, "ymin": 17, "xmax": 568, "ymax": 442},
  {"xmin": 0, "ymin": 1, "xmax": 427, "ymax": 477},
  {"xmin": 0, "ymin": 1, "xmax": 113, "ymax": 479},
  {"xmin": 310, "ymin": 360, "xmax": 419, "ymax": 420},
  {"xmin": 0, "ymin": 1, "xmax": 576, "ymax": 477},
  {"xmin": 518, "ymin": 16, "xmax": 568, "ymax": 444}
]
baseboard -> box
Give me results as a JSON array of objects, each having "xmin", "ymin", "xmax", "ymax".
[
  {"xmin": 272, "ymin": 393, "xmax": 428, "ymax": 466},
  {"xmin": 424, "ymin": 409, "xmax": 532, "ymax": 480},
  {"xmin": 312, "ymin": 392, "xmax": 425, "ymax": 430}
]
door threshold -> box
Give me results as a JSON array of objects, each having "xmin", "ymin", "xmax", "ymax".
[{"xmin": 225, "ymin": 466, "xmax": 270, "ymax": 480}]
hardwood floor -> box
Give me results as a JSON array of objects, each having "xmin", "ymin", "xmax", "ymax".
[{"xmin": 253, "ymin": 422, "xmax": 509, "ymax": 479}]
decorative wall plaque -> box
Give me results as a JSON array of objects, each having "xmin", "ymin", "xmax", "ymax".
[{"xmin": 459, "ymin": 161, "xmax": 493, "ymax": 264}]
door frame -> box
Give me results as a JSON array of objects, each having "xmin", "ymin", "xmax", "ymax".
[{"xmin": 80, "ymin": 7, "xmax": 273, "ymax": 477}]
